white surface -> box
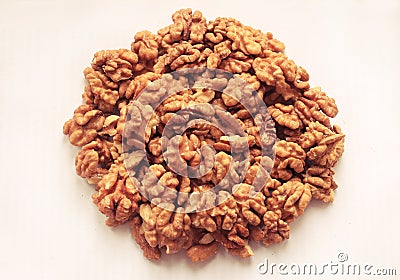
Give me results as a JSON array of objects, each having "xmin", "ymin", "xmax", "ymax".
[{"xmin": 1, "ymin": 0, "xmax": 400, "ymax": 279}]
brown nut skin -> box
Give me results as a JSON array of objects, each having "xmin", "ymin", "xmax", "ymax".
[
  {"xmin": 303, "ymin": 165, "xmax": 338, "ymax": 203},
  {"xmin": 139, "ymin": 203, "xmax": 193, "ymax": 255},
  {"xmin": 262, "ymin": 210, "xmax": 290, "ymax": 246},
  {"xmin": 297, "ymin": 121, "xmax": 345, "ymax": 168},
  {"xmin": 269, "ymin": 104, "xmax": 302, "ymax": 130},
  {"xmin": 304, "ymin": 87, "xmax": 338, "ymax": 118},
  {"xmin": 63, "ymin": 105, "xmax": 105, "ymax": 146},
  {"xmin": 186, "ymin": 242, "xmax": 219, "ymax": 262},
  {"xmin": 92, "ymin": 164, "xmax": 142, "ymax": 227},
  {"xmin": 130, "ymin": 216, "xmax": 161, "ymax": 260},
  {"xmin": 131, "ymin": 31, "xmax": 159, "ymax": 62},
  {"xmin": 158, "ymin": 9, "xmax": 207, "ymax": 49},
  {"xmin": 266, "ymin": 179, "xmax": 311, "ymax": 223},
  {"xmin": 75, "ymin": 138, "xmax": 118, "ymax": 184},
  {"xmin": 271, "ymin": 140, "xmax": 306, "ymax": 180},
  {"xmin": 83, "ymin": 67, "xmax": 119, "ymax": 112},
  {"xmin": 92, "ymin": 49, "xmax": 138, "ymax": 82}
]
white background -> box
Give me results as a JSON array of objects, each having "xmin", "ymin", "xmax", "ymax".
[{"xmin": 1, "ymin": 0, "xmax": 399, "ymax": 279}]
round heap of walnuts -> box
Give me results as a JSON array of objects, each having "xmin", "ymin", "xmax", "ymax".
[{"xmin": 63, "ymin": 9, "xmax": 344, "ymax": 262}]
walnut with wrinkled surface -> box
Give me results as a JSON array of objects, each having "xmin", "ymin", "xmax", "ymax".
[
  {"xmin": 131, "ymin": 31, "xmax": 159, "ymax": 62},
  {"xmin": 92, "ymin": 163, "xmax": 142, "ymax": 227},
  {"xmin": 83, "ymin": 67, "xmax": 120, "ymax": 112},
  {"xmin": 75, "ymin": 138, "xmax": 118, "ymax": 184},
  {"xmin": 298, "ymin": 122, "xmax": 345, "ymax": 168},
  {"xmin": 139, "ymin": 203, "xmax": 192, "ymax": 254},
  {"xmin": 271, "ymin": 140, "xmax": 306, "ymax": 180},
  {"xmin": 303, "ymin": 165, "xmax": 337, "ymax": 203},
  {"xmin": 261, "ymin": 210, "xmax": 290, "ymax": 246},
  {"xmin": 269, "ymin": 103, "xmax": 302, "ymax": 130},
  {"xmin": 92, "ymin": 49, "xmax": 138, "ymax": 82},
  {"xmin": 63, "ymin": 104, "xmax": 105, "ymax": 146}
]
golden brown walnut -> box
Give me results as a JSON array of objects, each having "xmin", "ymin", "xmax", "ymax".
[
  {"xmin": 218, "ymin": 53, "xmax": 252, "ymax": 73},
  {"xmin": 294, "ymin": 98, "xmax": 330, "ymax": 127},
  {"xmin": 190, "ymin": 10, "xmax": 207, "ymax": 42},
  {"xmin": 221, "ymin": 73, "xmax": 252, "ymax": 107},
  {"xmin": 131, "ymin": 31, "xmax": 159, "ymax": 62},
  {"xmin": 237, "ymin": 72, "xmax": 261, "ymax": 91},
  {"xmin": 63, "ymin": 104, "xmax": 105, "ymax": 146},
  {"xmin": 92, "ymin": 164, "xmax": 141, "ymax": 226},
  {"xmin": 139, "ymin": 203, "xmax": 192, "ymax": 254},
  {"xmin": 158, "ymin": 9, "xmax": 207, "ymax": 48},
  {"xmin": 190, "ymin": 211, "xmax": 216, "ymax": 233},
  {"xmin": 157, "ymin": 9, "xmax": 191, "ymax": 47},
  {"xmin": 226, "ymin": 25, "xmax": 262, "ymax": 55},
  {"xmin": 159, "ymin": 92, "xmax": 188, "ymax": 113},
  {"xmin": 148, "ymin": 137, "xmax": 162, "ymax": 157},
  {"xmin": 226, "ymin": 223, "xmax": 250, "ymax": 247},
  {"xmin": 207, "ymin": 202, "xmax": 250, "ymax": 250},
  {"xmin": 294, "ymin": 87, "xmax": 336, "ymax": 127},
  {"xmin": 191, "ymin": 186, "xmax": 265, "ymax": 254},
  {"xmin": 178, "ymin": 133, "xmax": 202, "ymax": 166},
  {"xmin": 304, "ymin": 166, "xmax": 338, "ymax": 203},
  {"xmin": 191, "ymin": 192, "xmax": 238, "ymax": 233},
  {"xmin": 304, "ymin": 87, "xmax": 338, "ymax": 118},
  {"xmin": 154, "ymin": 42, "xmax": 201, "ymax": 73},
  {"xmin": 262, "ymin": 32, "xmax": 286, "ymax": 53},
  {"xmin": 297, "ymin": 121, "xmax": 332, "ymax": 149},
  {"xmin": 252, "ymin": 54, "xmax": 307, "ymax": 101},
  {"xmin": 140, "ymin": 164, "xmax": 180, "ymax": 203},
  {"xmin": 124, "ymin": 72, "xmax": 162, "ymax": 99},
  {"xmin": 92, "ymin": 49, "xmax": 138, "ymax": 82},
  {"xmin": 262, "ymin": 210, "xmax": 290, "ymax": 245},
  {"xmin": 212, "ymin": 229, "xmax": 242, "ymax": 249},
  {"xmin": 232, "ymin": 184, "xmax": 267, "ymax": 226},
  {"xmin": 244, "ymin": 163, "xmax": 260, "ymax": 184},
  {"xmin": 212, "ymin": 152, "xmax": 232, "ymax": 185},
  {"xmin": 269, "ymin": 104, "xmax": 302, "ymax": 130},
  {"xmin": 293, "ymin": 66, "xmax": 310, "ymax": 90},
  {"xmin": 205, "ymin": 17, "xmax": 243, "ymax": 44},
  {"xmin": 281, "ymin": 180, "xmax": 311, "ymax": 222},
  {"xmin": 130, "ymin": 216, "xmax": 161, "ymax": 260},
  {"xmin": 252, "ymin": 56, "xmax": 281, "ymax": 85},
  {"xmin": 298, "ymin": 122, "xmax": 345, "ymax": 168},
  {"xmin": 75, "ymin": 138, "xmax": 118, "ymax": 184},
  {"xmin": 192, "ymin": 88, "xmax": 215, "ymax": 103},
  {"xmin": 207, "ymin": 41, "xmax": 232, "ymax": 68},
  {"xmin": 271, "ymin": 140, "xmax": 306, "ymax": 180},
  {"xmin": 114, "ymin": 103, "xmax": 128, "ymax": 142},
  {"xmin": 82, "ymin": 69, "xmax": 119, "ymax": 108},
  {"xmin": 99, "ymin": 115, "xmax": 119, "ymax": 137},
  {"xmin": 83, "ymin": 67, "xmax": 120, "ymax": 112}
]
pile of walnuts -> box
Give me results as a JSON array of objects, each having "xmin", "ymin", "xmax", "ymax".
[{"xmin": 63, "ymin": 9, "xmax": 344, "ymax": 262}]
